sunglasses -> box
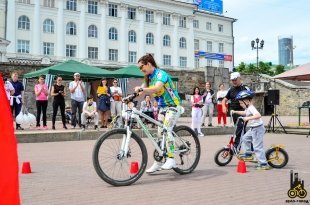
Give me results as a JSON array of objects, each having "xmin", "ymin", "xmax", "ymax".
[
  {"xmin": 139, "ymin": 64, "xmax": 145, "ymax": 70},
  {"xmin": 113, "ymin": 82, "xmax": 117, "ymax": 84}
]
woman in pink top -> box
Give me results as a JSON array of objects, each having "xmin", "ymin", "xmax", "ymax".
[{"xmin": 34, "ymin": 75, "xmax": 49, "ymax": 129}]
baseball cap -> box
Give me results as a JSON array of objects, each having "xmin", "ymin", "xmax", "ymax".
[
  {"xmin": 74, "ymin": 72, "xmax": 80, "ymax": 76},
  {"xmin": 230, "ymin": 72, "xmax": 240, "ymax": 80}
]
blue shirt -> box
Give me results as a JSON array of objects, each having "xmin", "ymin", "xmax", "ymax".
[{"xmin": 10, "ymin": 80, "xmax": 24, "ymax": 96}]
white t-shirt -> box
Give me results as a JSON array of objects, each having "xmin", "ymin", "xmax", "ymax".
[
  {"xmin": 4, "ymin": 81, "xmax": 15, "ymax": 100},
  {"xmin": 110, "ymin": 86, "xmax": 122, "ymax": 101},
  {"xmin": 245, "ymin": 105, "xmax": 263, "ymax": 127},
  {"xmin": 69, "ymin": 81, "xmax": 85, "ymax": 102},
  {"xmin": 83, "ymin": 101, "xmax": 97, "ymax": 113},
  {"xmin": 217, "ymin": 90, "xmax": 227, "ymax": 104}
]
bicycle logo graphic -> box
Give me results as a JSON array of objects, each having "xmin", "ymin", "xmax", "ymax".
[{"xmin": 288, "ymin": 170, "xmax": 307, "ymax": 199}]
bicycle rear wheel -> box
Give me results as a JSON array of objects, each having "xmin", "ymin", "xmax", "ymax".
[
  {"xmin": 172, "ymin": 125, "xmax": 201, "ymax": 174},
  {"xmin": 92, "ymin": 128, "xmax": 148, "ymax": 186}
]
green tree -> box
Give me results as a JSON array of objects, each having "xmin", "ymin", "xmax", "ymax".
[
  {"xmin": 236, "ymin": 62, "xmax": 246, "ymax": 72},
  {"xmin": 245, "ymin": 63, "xmax": 256, "ymax": 73},
  {"xmin": 275, "ymin": 64, "xmax": 285, "ymax": 75}
]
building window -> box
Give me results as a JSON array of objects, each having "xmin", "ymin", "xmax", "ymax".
[
  {"xmin": 109, "ymin": 27, "xmax": 118, "ymax": 40},
  {"xmin": 179, "ymin": 56, "xmax": 187, "ymax": 68},
  {"xmin": 163, "ymin": 35, "xmax": 171, "ymax": 47},
  {"xmin": 17, "ymin": 40, "xmax": 30, "ymax": 53},
  {"xmin": 88, "ymin": 1, "xmax": 98, "ymax": 14},
  {"xmin": 88, "ymin": 25, "xmax": 98, "ymax": 38},
  {"xmin": 108, "ymin": 4, "xmax": 118, "ymax": 17},
  {"xmin": 195, "ymin": 57, "xmax": 199, "ymax": 69},
  {"xmin": 219, "ymin": 43, "xmax": 224, "ymax": 53},
  {"xmin": 128, "ymin": 7, "xmax": 136, "ymax": 20},
  {"xmin": 179, "ymin": 37, "xmax": 186, "ymax": 49},
  {"xmin": 193, "ymin": 20, "xmax": 199, "ymax": 28},
  {"xmin": 194, "ymin": 39, "xmax": 199, "ymax": 50},
  {"xmin": 163, "ymin": 13, "xmax": 171, "ymax": 25},
  {"xmin": 43, "ymin": 42, "xmax": 54, "ymax": 56},
  {"xmin": 66, "ymin": 44, "xmax": 77, "ymax": 57},
  {"xmin": 44, "ymin": 0, "xmax": 55, "ymax": 7},
  {"xmin": 88, "ymin": 47, "xmax": 98, "ymax": 59},
  {"xmin": 18, "ymin": 15, "xmax": 30, "ymax": 30},
  {"xmin": 66, "ymin": 22, "xmax": 76, "ymax": 35},
  {"xmin": 179, "ymin": 16, "xmax": 186, "ymax": 28},
  {"xmin": 128, "ymin": 30, "xmax": 136, "ymax": 43},
  {"xmin": 145, "ymin": 10, "xmax": 154, "ymax": 23},
  {"xmin": 109, "ymin": 49, "xmax": 118, "ymax": 61},
  {"xmin": 219, "ymin": 60, "xmax": 224, "ymax": 68},
  {"xmin": 18, "ymin": 0, "xmax": 30, "ymax": 4},
  {"xmin": 218, "ymin": 24, "xmax": 223, "ymax": 32},
  {"xmin": 207, "ymin": 41, "xmax": 212, "ymax": 52},
  {"xmin": 66, "ymin": 0, "xmax": 77, "ymax": 11},
  {"xmin": 163, "ymin": 55, "xmax": 171, "ymax": 66},
  {"xmin": 43, "ymin": 19, "xmax": 54, "ymax": 33},
  {"xmin": 146, "ymin": 33, "xmax": 154, "ymax": 45},
  {"xmin": 206, "ymin": 22, "xmax": 212, "ymax": 31},
  {"xmin": 207, "ymin": 59, "xmax": 213, "ymax": 67},
  {"xmin": 128, "ymin": 51, "xmax": 137, "ymax": 63}
]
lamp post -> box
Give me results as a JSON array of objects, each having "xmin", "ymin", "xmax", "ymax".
[
  {"xmin": 251, "ymin": 38, "xmax": 264, "ymax": 69},
  {"xmin": 286, "ymin": 45, "xmax": 296, "ymax": 69}
]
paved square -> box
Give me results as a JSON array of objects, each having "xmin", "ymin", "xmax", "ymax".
[{"xmin": 19, "ymin": 133, "xmax": 310, "ymax": 205}]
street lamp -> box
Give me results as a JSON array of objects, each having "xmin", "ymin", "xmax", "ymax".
[{"xmin": 251, "ymin": 38, "xmax": 264, "ymax": 69}]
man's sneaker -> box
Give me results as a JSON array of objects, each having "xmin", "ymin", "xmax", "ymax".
[
  {"xmin": 239, "ymin": 154, "xmax": 254, "ymax": 161},
  {"xmin": 208, "ymin": 123, "xmax": 212, "ymax": 127},
  {"xmin": 146, "ymin": 161, "xmax": 162, "ymax": 173},
  {"xmin": 94, "ymin": 125, "xmax": 99, "ymax": 131},
  {"xmin": 161, "ymin": 158, "xmax": 176, "ymax": 170},
  {"xmin": 201, "ymin": 123, "xmax": 205, "ymax": 127},
  {"xmin": 198, "ymin": 133, "xmax": 204, "ymax": 137},
  {"xmin": 255, "ymin": 164, "xmax": 270, "ymax": 170},
  {"xmin": 81, "ymin": 125, "xmax": 85, "ymax": 131}
]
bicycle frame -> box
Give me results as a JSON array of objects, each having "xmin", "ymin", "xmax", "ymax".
[{"xmin": 119, "ymin": 106, "xmax": 190, "ymax": 160}]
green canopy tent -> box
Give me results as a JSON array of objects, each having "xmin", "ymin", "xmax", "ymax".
[
  {"xmin": 109, "ymin": 65, "xmax": 179, "ymax": 81},
  {"xmin": 109, "ymin": 65, "xmax": 179, "ymax": 96},
  {"xmin": 24, "ymin": 60, "xmax": 113, "ymax": 80}
]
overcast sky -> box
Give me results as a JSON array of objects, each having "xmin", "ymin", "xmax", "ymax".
[{"xmin": 223, "ymin": 0, "xmax": 310, "ymax": 67}]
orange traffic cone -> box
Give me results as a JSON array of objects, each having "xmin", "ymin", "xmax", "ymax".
[
  {"xmin": 21, "ymin": 162, "xmax": 32, "ymax": 174},
  {"xmin": 130, "ymin": 161, "xmax": 139, "ymax": 174},
  {"xmin": 237, "ymin": 160, "xmax": 246, "ymax": 173}
]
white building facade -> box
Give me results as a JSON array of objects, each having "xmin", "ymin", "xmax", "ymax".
[{"xmin": 1, "ymin": 0, "xmax": 236, "ymax": 70}]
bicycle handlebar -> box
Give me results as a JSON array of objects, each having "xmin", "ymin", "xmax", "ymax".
[{"xmin": 122, "ymin": 88, "xmax": 144, "ymax": 104}]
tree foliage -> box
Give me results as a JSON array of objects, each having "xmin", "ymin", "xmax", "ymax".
[{"xmin": 235, "ymin": 62, "xmax": 285, "ymax": 76}]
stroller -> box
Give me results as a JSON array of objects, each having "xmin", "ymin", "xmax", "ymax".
[{"xmin": 65, "ymin": 107, "xmax": 72, "ymax": 124}]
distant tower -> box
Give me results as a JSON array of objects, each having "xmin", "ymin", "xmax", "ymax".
[{"xmin": 278, "ymin": 35, "xmax": 294, "ymax": 69}]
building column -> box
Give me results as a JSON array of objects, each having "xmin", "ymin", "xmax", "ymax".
[
  {"xmin": 172, "ymin": 14, "xmax": 179, "ymax": 68},
  {"xmin": 200, "ymin": 39, "xmax": 207, "ymax": 68},
  {"xmin": 32, "ymin": 0, "xmax": 41, "ymax": 56},
  {"xmin": 155, "ymin": 11, "xmax": 162, "ymax": 67},
  {"xmin": 56, "ymin": 0, "xmax": 65, "ymax": 57},
  {"xmin": 187, "ymin": 16, "xmax": 194, "ymax": 69},
  {"xmin": 119, "ymin": 4, "xmax": 127, "ymax": 63},
  {"xmin": 99, "ymin": 0, "xmax": 107, "ymax": 61},
  {"xmin": 137, "ymin": 7, "xmax": 145, "ymax": 59},
  {"xmin": 79, "ymin": 0, "xmax": 87, "ymax": 59},
  {"xmin": 6, "ymin": 0, "xmax": 16, "ymax": 53}
]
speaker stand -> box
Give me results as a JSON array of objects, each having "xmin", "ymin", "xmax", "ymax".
[{"xmin": 266, "ymin": 112, "xmax": 287, "ymax": 134}]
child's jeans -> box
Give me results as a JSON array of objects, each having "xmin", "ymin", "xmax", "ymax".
[{"xmin": 241, "ymin": 124, "xmax": 267, "ymax": 164}]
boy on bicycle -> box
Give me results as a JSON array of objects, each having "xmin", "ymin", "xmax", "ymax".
[{"xmin": 231, "ymin": 90, "xmax": 270, "ymax": 170}]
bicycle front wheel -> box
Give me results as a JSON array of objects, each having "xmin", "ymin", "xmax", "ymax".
[
  {"xmin": 92, "ymin": 128, "xmax": 148, "ymax": 186},
  {"xmin": 173, "ymin": 125, "xmax": 201, "ymax": 174}
]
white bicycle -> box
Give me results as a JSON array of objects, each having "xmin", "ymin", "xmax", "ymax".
[{"xmin": 92, "ymin": 92, "xmax": 201, "ymax": 186}]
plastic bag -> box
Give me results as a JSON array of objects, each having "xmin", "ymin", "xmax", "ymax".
[{"xmin": 15, "ymin": 106, "xmax": 36, "ymax": 127}]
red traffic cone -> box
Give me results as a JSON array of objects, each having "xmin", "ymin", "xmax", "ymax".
[
  {"xmin": 130, "ymin": 161, "xmax": 139, "ymax": 174},
  {"xmin": 21, "ymin": 162, "xmax": 32, "ymax": 174},
  {"xmin": 237, "ymin": 160, "xmax": 247, "ymax": 173}
]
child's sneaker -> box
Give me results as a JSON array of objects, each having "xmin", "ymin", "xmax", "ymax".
[
  {"xmin": 255, "ymin": 163, "xmax": 270, "ymax": 170},
  {"xmin": 239, "ymin": 154, "xmax": 254, "ymax": 161}
]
